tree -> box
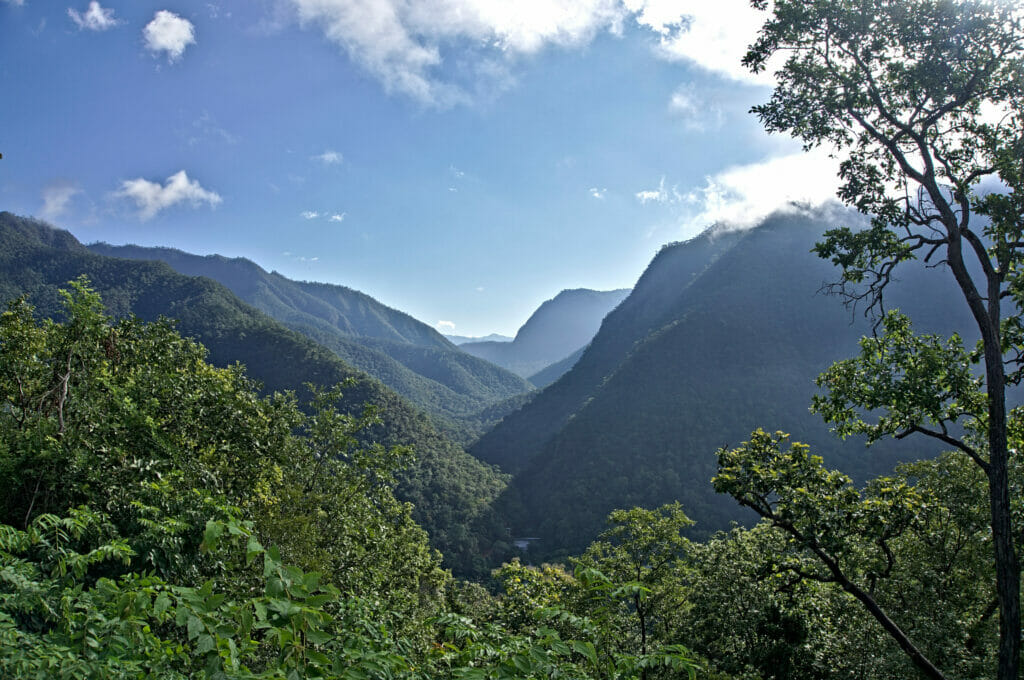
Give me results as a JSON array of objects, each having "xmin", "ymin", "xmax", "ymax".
[
  {"xmin": 742, "ymin": 1, "xmax": 1024, "ymax": 678},
  {"xmin": 571, "ymin": 504, "xmax": 692, "ymax": 680}
]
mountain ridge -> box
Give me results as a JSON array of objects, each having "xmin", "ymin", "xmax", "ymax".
[
  {"xmin": 476, "ymin": 209, "xmax": 975, "ymax": 559},
  {"xmin": 0, "ymin": 212, "xmax": 510, "ymax": 576},
  {"xmin": 460, "ymin": 287, "xmax": 630, "ymax": 379},
  {"xmin": 87, "ymin": 241, "xmax": 533, "ymax": 443}
]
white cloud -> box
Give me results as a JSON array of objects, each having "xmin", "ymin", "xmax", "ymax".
[
  {"xmin": 2, "ymin": 0, "xmax": 25, "ymax": 6},
  {"xmin": 289, "ymin": 0, "xmax": 626, "ymax": 104},
  {"xmin": 143, "ymin": 10, "xmax": 196, "ymax": 62},
  {"xmin": 313, "ymin": 150, "xmax": 343, "ymax": 164},
  {"xmin": 329, "ymin": 212, "xmax": 346, "ymax": 222},
  {"xmin": 589, "ymin": 187, "xmax": 606, "ymax": 199},
  {"xmin": 301, "ymin": 210, "xmax": 320, "ymax": 219},
  {"xmin": 635, "ymin": 176, "xmax": 681, "ymax": 205},
  {"xmin": 436, "ymin": 320, "xmax": 456, "ymax": 331},
  {"xmin": 289, "ymin": 0, "xmax": 774, "ymax": 104},
  {"xmin": 683, "ymin": 148, "xmax": 841, "ymax": 230},
  {"xmin": 116, "ymin": 170, "xmax": 221, "ymax": 220},
  {"xmin": 41, "ymin": 183, "xmax": 82, "ymax": 220},
  {"xmin": 626, "ymin": 0, "xmax": 773, "ymax": 84},
  {"xmin": 68, "ymin": 2, "xmax": 118, "ymax": 31}
]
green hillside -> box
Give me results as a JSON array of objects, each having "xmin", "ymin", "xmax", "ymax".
[
  {"xmin": 87, "ymin": 242, "xmax": 532, "ymax": 442},
  {"xmin": 0, "ymin": 212, "xmax": 508, "ymax": 576},
  {"xmin": 477, "ymin": 209, "xmax": 974, "ymax": 560},
  {"xmin": 527, "ymin": 346, "xmax": 586, "ymax": 389}
]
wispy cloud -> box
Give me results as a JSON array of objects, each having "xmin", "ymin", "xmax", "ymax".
[
  {"xmin": 183, "ymin": 111, "xmax": 237, "ymax": 146},
  {"xmin": 300, "ymin": 210, "xmax": 320, "ymax": 219},
  {"xmin": 143, "ymin": 10, "xmax": 196, "ymax": 62},
  {"xmin": 668, "ymin": 83, "xmax": 723, "ymax": 131},
  {"xmin": 2, "ymin": 0, "xmax": 25, "ymax": 6},
  {"xmin": 329, "ymin": 213, "xmax": 346, "ymax": 222},
  {"xmin": 68, "ymin": 2, "xmax": 119, "ymax": 31},
  {"xmin": 116, "ymin": 170, "xmax": 221, "ymax": 220},
  {"xmin": 436, "ymin": 320, "xmax": 456, "ymax": 332},
  {"xmin": 635, "ymin": 176, "xmax": 681, "ymax": 205},
  {"xmin": 313, "ymin": 150, "xmax": 343, "ymax": 164},
  {"xmin": 589, "ymin": 187, "xmax": 606, "ymax": 199},
  {"xmin": 41, "ymin": 182, "xmax": 82, "ymax": 220}
]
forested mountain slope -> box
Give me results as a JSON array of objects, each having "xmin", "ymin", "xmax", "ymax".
[
  {"xmin": 460, "ymin": 288, "xmax": 630, "ymax": 378},
  {"xmin": 0, "ymin": 212, "xmax": 508, "ymax": 575},
  {"xmin": 88, "ymin": 242, "xmax": 532, "ymax": 440},
  {"xmin": 476, "ymin": 209, "xmax": 974, "ymax": 559}
]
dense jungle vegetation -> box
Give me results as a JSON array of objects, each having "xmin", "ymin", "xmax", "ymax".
[{"xmin": 3, "ymin": 0, "xmax": 1024, "ymax": 678}]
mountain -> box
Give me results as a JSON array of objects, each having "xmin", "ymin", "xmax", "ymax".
[
  {"xmin": 86, "ymin": 242, "xmax": 532, "ymax": 443},
  {"xmin": 445, "ymin": 333, "xmax": 513, "ymax": 345},
  {"xmin": 472, "ymin": 208, "xmax": 975, "ymax": 560},
  {"xmin": 527, "ymin": 346, "xmax": 586, "ymax": 389},
  {"xmin": 0, "ymin": 212, "xmax": 509, "ymax": 577},
  {"xmin": 460, "ymin": 288, "xmax": 630, "ymax": 378}
]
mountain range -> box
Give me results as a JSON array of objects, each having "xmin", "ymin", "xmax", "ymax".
[
  {"xmin": 0, "ymin": 212, "xmax": 509, "ymax": 576},
  {"xmin": 472, "ymin": 208, "xmax": 976, "ymax": 560},
  {"xmin": 87, "ymin": 242, "xmax": 533, "ymax": 444},
  {"xmin": 458, "ymin": 288, "xmax": 630, "ymax": 378},
  {"xmin": 1, "ymin": 207, "xmax": 977, "ymax": 566},
  {"xmin": 445, "ymin": 333, "xmax": 514, "ymax": 345}
]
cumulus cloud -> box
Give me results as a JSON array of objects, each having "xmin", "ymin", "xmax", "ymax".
[
  {"xmin": 116, "ymin": 170, "xmax": 221, "ymax": 220},
  {"xmin": 68, "ymin": 2, "xmax": 118, "ymax": 31},
  {"xmin": 289, "ymin": 0, "xmax": 625, "ymax": 104},
  {"xmin": 313, "ymin": 150, "xmax": 343, "ymax": 164},
  {"xmin": 436, "ymin": 320, "xmax": 456, "ymax": 332},
  {"xmin": 626, "ymin": 0, "xmax": 773, "ymax": 84},
  {"xmin": 41, "ymin": 183, "xmax": 82, "ymax": 220},
  {"xmin": 143, "ymin": 10, "xmax": 196, "ymax": 62},
  {"xmin": 288, "ymin": 0, "xmax": 774, "ymax": 104},
  {"xmin": 301, "ymin": 210, "xmax": 320, "ymax": 219},
  {"xmin": 329, "ymin": 213, "xmax": 346, "ymax": 222},
  {"xmin": 683, "ymin": 148, "xmax": 841, "ymax": 230}
]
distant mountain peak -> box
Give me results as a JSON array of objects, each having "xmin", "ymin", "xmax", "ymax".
[{"xmin": 459, "ymin": 287, "xmax": 630, "ymax": 379}]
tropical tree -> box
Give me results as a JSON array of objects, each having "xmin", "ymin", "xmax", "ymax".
[{"xmin": 737, "ymin": 1, "xmax": 1024, "ymax": 678}]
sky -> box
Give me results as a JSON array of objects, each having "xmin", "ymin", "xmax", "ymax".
[{"xmin": 0, "ymin": 0, "xmax": 843, "ymax": 336}]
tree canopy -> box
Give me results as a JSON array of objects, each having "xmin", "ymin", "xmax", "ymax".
[{"xmin": 729, "ymin": 1, "xmax": 1024, "ymax": 678}]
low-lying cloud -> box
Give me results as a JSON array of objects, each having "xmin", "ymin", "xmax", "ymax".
[{"xmin": 684, "ymin": 148, "xmax": 841, "ymax": 231}]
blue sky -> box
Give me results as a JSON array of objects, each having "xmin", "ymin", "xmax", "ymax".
[{"xmin": 0, "ymin": 0, "xmax": 841, "ymax": 336}]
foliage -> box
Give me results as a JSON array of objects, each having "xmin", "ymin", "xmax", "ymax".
[
  {"xmin": 0, "ymin": 280, "xmax": 699, "ymax": 679},
  {"xmin": 714, "ymin": 431, "xmax": 1001, "ymax": 679},
  {"xmin": 86, "ymin": 240, "xmax": 533, "ymax": 440},
  {"xmin": 573, "ymin": 504, "xmax": 692, "ymax": 671},
  {"xmin": 740, "ymin": 0, "xmax": 1024, "ymax": 677},
  {"xmin": 0, "ymin": 279, "xmax": 444, "ymax": 626},
  {"xmin": 0, "ymin": 211, "xmax": 511, "ymax": 579}
]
